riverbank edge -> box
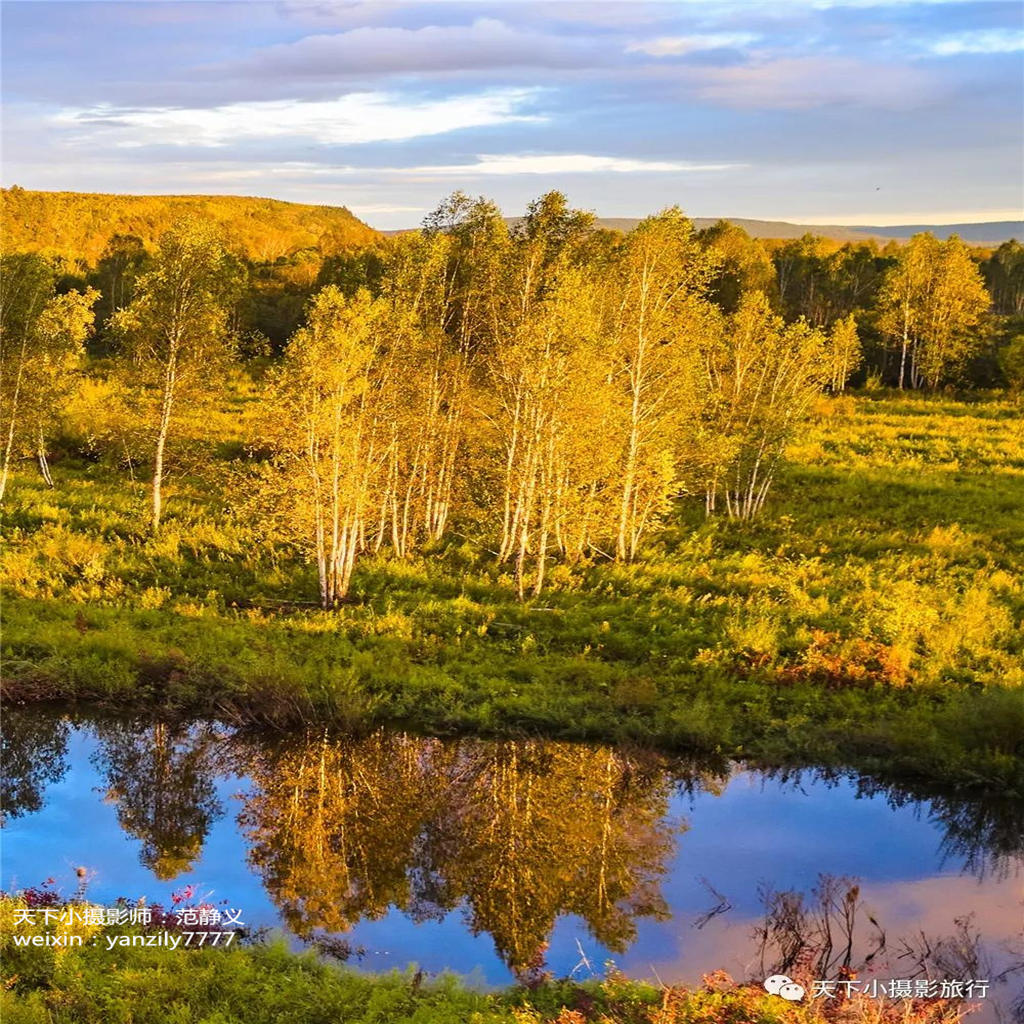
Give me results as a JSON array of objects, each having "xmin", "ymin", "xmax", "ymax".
[
  {"xmin": 4, "ymin": 596, "xmax": 1022, "ymax": 799},
  {"xmin": 0, "ymin": 900, "xmax": 973, "ymax": 1024}
]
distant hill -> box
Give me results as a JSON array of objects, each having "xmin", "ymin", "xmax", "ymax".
[
  {"xmin": 583, "ymin": 217, "xmax": 1022, "ymax": 247},
  {"xmin": 846, "ymin": 221, "xmax": 1023, "ymax": 244},
  {"xmin": 1, "ymin": 188, "xmax": 379, "ymax": 265},
  {"xmin": 391, "ymin": 215, "xmax": 1021, "ymax": 246}
]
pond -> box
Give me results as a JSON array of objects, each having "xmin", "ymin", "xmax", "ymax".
[{"xmin": 2, "ymin": 711, "xmax": 1021, "ymax": 1020}]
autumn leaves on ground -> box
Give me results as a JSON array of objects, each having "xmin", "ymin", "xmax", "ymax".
[{"xmin": 1, "ymin": 189, "xmax": 1022, "ymax": 1021}]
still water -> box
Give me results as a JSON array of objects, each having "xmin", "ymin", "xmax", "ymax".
[{"xmin": 2, "ymin": 712, "xmax": 1021, "ymax": 1018}]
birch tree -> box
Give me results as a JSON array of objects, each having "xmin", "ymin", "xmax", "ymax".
[
  {"xmin": 877, "ymin": 234, "xmax": 936, "ymax": 389},
  {"xmin": 481, "ymin": 193, "xmax": 616, "ymax": 596},
  {"xmin": 878, "ymin": 234, "xmax": 988, "ymax": 389},
  {"xmin": 827, "ymin": 313, "xmax": 862, "ymax": 392},
  {"xmin": 0, "ymin": 252, "xmax": 98, "ymax": 500},
  {"xmin": 701, "ymin": 292, "xmax": 829, "ymax": 519},
  {"xmin": 913, "ymin": 237, "xmax": 990, "ymax": 389},
  {"xmin": 265, "ymin": 286, "xmax": 389, "ymax": 608},
  {"xmin": 488, "ymin": 265, "xmax": 612, "ymax": 596},
  {"xmin": 110, "ymin": 219, "xmax": 238, "ymax": 531},
  {"xmin": 699, "ymin": 219, "xmax": 775, "ymax": 314},
  {"xmin": 375, "ymin": 230, "xmax": 472, "ymax": 554},
  {"xmin": 607, "ymin": 209, "xmax": 721, "ymax": 560}
]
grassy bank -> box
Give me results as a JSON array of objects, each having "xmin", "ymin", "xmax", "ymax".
[
  {"xmin": 2, "ymin": 392, "xmax": 1022, "ymax": 793},
  {"xmin": 0, "ymin": 895, "xmax": 966, "ymax": 1024}
]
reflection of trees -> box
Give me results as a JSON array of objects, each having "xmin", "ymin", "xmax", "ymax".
[
  {"xmin": 239, "ymin": 731, "xmax": 439, "ymax": 935},
  {"xmin": 760, "ymin": 766, "xmax": 1024, "ymax": 881},
  {"xmin": 18, "ymin": 711, "xmax": 1020, "ymax": 978},
  {"xmin": 237, "ymin": 732, "xmax": 689, "ymax": 974},
  {"xmin": 850, "ymin": 775, "xmax": 1024, "ymax": 881},
  {"xmin": 0, "ymin": 710, "xmax": 70, "ymax": 822},
  {"xmin": 90, "ymin": 720, "xmax": 226, "ymax": 879},
  {"xmin": 930, "ymin": 795, "xmax": 1024, "ymax": 880},
  {"xmin": 427, "ymin": 741, "xmax": 679, "ymax": 972}
]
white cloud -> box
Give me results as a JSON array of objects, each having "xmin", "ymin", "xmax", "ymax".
[
  {"xmin": 146, "ymin": 154, "xmax": 740, "ymax": 180},
  {"xmin": 224, "ymin": 17, "xmax": 598, "ymax": 79},
  {"xmin": 409, "ymin": 153, "xmax": 741, "ymax": 175},
  {"xmin": 52, "ymin": 90, "xmax": 543, "ymax": 149},
  {"xmin": 627, "ymin": 33, "xmax": 758, "ymax": 57},
  {"xmin": 930, "ymin": 29, "xmax": 1024, "ymax": 56},
  {"xmin": 692, "ymin": 57, "xmax": 933, "ymax": 110}
]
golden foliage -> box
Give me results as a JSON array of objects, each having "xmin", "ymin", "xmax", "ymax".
[{"xmin": 0, "ymin": 188, "xmax": 378, "ymax": 267}]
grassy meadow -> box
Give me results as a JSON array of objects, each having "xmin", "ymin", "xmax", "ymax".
[{"xmin": 2, "ymin": 387, "xmax": 1022, "ymax": 794}]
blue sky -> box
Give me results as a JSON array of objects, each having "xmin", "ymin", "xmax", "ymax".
[{"xmin": 2, "ymin": 0, "xmax": 1022, "ymax": 228}]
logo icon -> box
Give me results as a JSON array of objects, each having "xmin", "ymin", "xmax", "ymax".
[{"xmin": 764, "ymin": 975, "xmax": 805, "ymax": 1001}]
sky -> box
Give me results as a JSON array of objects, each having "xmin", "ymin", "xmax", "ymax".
[{"xmin": 2, "ymin": 0, "xmax": 1022, "ymax": 229}]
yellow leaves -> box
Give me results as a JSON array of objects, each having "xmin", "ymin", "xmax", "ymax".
[
  {"xmin": 723, "ymin": 607, "xmax": 781, "ymax": 662},
  {"xmin": 701, "ymin": 290, "xmax": 830, "ymax": 518},
  {"xmin": 35, "ymin": 287, "xmax": 100, "ymax": 351},
  {"xmin": 862, "ymin": 574, "xmax": 1016, "ymax": 681},
  {"xmin": 259, "ymin": 285, "xmax": 411, "ymax": 604},
  {"xmin": 280, "ymin": 286, "xmax": 380, "ymax": 400},
  {"xmin": 62, "ymin": 376, "xmax": 138, "ymax": 450},
  {"xmin": 112, "ymin": 218, "xmax": 236, "ymax": 386},
  {"xmin": 878, "ymin": 233, "xmax": 990, "ymax": 387},
  {"xmin": 0, "ymin": 254, "xmax": 99, "ymax": 468},
  {"xmin": 938, "ymin": 584, "xmax": 1014, "ymax": 659},
  {"xmin": 922, "ymin": 523, "xmax": 974, "ymax": 559},
  {"xmin": 809, "ymin": 394, "xmax": 857, "ymax": 421},
  {"xmin": 826, "ymin": 314, "xmax": 862, "ymax": 392},
  {"xmin": 3, "ymin": 190, "xmax": 378, "ymax": 265},
  {"xmin": 868, "ymin": 579, "xmax": 939, "ymax": 647},
  {"xmin": 143, "ymin": 529, "xmax": 181, "ymax": 563},
  {"xmin": 137, "ymin": 586, "xmax": 171, "ymax": 610},
  {"xmin": 1, "ymin": 524, "xmax": 107, "ymax": 596},
  {"xmin": 364, "ymin": 610, "xmax": 414, "ymax": 640}
]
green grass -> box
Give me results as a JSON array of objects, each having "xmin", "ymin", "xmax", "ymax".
[
  {"xmin": 0, "ymin": 898, "xmax": 968, "ymax": 1024},
  {"xmin": 2, "ymin": 391, "xmax": 1022, "ymax": 794}
]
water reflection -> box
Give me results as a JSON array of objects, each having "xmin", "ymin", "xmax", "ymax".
[
  {"xmin": 0, "ymin": 709, "xmax": 69, "ymax": 822},
  {"xmin": 89, "ymin": 719, "xmax": 226, "ymax": 880},
  {"xmin": 760, "ymin": 765, "xmax": 1024, "ymax": 881},
  {"xmin": 1, "ymin": 713, "xmax": 1021, "ymax": 978},
  {"xmin": 238, "ymin": 733, "xmax": 689, "ymax": 972}
]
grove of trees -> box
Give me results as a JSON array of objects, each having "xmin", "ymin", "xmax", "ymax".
[{"xmin": 2, "ymin": 190, "xmax": 1019, "ymax": 606}]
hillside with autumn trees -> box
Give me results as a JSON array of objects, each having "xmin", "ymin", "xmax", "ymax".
[
  {"xmin": 0, "ymin": 187, "xmax": 378, "ymax": 265},
  {"xmin": 1, "ymin": 188, "xmax": 1022, "ymax": 797}
]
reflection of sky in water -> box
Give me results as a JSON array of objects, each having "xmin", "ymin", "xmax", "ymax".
[{"xmin": 2, "ymin": 724, "xmax": 1021, "ymax": 1024}]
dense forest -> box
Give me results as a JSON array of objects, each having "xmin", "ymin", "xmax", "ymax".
[
  {"xmin": 0, "ymin": 187, "xmax": 377, "ymax": 264},
  {"xmin": 2, "ymin": 189, "xmax": 1022, "ymax": 594}
]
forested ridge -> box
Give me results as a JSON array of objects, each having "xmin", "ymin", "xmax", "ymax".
[
  {"xmin": 1, "ymin": 189, "xmax": 1022, "ymax": 795},
  {"xmin": 0, "ymin": 187, "xmax": 378, "ymax": 266}
]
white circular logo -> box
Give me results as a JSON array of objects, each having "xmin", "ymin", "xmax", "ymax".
[{"xmin": 763, "ymin": 974, "xmax": 791, "ymax": 995}]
